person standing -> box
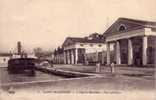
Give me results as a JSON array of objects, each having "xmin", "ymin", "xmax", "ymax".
[
  {"xmin": 110, "ymin": 62, "xmax": 115, "ymax": 74},
  {"xmin": 96, "ymin": 61, "xmax": 101, "ymax": 73}
]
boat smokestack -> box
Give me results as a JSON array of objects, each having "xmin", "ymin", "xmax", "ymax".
[{"xmin": 17, "ymin": 41, "xmax": 22, "ymax": 55}]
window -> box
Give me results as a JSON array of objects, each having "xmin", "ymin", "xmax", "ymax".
[
  {"xmin": 80, "ymin": 44, "xmax": 84, "ymax": 46},
  {"xmin": 98, "ymin": 44, "xmax": 102, "ymax": 47},
  {"xmin": 118, "ymin": 24, "xmax": 126, "ymax": 31}
]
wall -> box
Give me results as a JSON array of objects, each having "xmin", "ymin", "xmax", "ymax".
[{"xmin": 75, "ymin": 43, "xmax": 106, "ymax": 53}]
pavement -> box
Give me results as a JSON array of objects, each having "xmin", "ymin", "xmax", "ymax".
[
  {"xmin": 53, "ymin": 64, "xmax": 155, "ymax": 78},
  {"xmin": 0, "ymin": 64, "xmax": 155, "ymax": 100}
]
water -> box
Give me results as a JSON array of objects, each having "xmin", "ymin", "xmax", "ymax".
[{"xmin": 0, "ymin": 68, "xmax": 64, "ymax": 85}]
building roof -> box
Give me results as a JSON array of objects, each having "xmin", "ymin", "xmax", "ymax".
[
  {"xmin": 103, "ymin": 17, "xmax": 156, "ymax": 36},
  {"xmin": 62, "ymin": 34, "xmax": 105, "ymax": 47},
  {"xmin": 119, "ymin": 17, "xmax": 156, "ymax": 28},
  {"xmin": 67, "ymin": 37, "xmax": 104, "ymax": 43}
]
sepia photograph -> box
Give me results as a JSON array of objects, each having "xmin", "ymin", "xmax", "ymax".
[{"xmin": 0, "ymin": 0, "xmax": 156, "ymax": 100}]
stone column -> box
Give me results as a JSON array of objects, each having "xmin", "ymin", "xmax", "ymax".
[
  {"xmin": 71, "ymin": 49, "xmax": 74, "ymax": 64},
  {"xmin": 75, "ymin": 48, "xmax": 78, "ymax": 64},
  {"xmin": 65, "ymin": 51, "xmax": 68, "ymax": 64},
  {"xmin": 69, "ymin": 50, "xmax": 72, "ymax": 64},
  {"xmin": 64, "ymin": 50, "xmax": 66, "ymax": 64},
  {"xmin": 128, "ymin": 39, "xmax": 133, "ymax": 65},
  {"xmin": 142, "ymin": 36, "xmax": 148, "ymax": 66},
  {"xmin": 106, "ymin": 43, "xmax": 110, "ymax": 65},
  {"xmin": 116, "ymin": 41, "xmax": 121, "ymax": 65}
]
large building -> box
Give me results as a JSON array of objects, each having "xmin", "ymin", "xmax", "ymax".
[
  {"xmin": 62, "ymin": 33, "xmax": 107, "ymax": 64},
  {"xmin": 104, "ymin": 18, "xmax": 156, "ymax": 66},
  {"xmin": 55, "ymin": 17, "xmax": 156, "ymax": 66}
]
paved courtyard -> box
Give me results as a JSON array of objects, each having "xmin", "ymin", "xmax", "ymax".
[
  {"xmin": 0, "ymin": 64, "xmax": 155, "ymax": 91},
  {"xmin": 0, "ymin": 64, "xmax": 155, "ymax": 100},
  {"xmin": 53, "ymin": 64, "xmax": 155, "ymax": 79}
]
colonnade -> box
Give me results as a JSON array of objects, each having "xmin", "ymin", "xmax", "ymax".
[
  {"xmin": 106, "ymin": 36, "xmax": 148, "ymax": 66},
  {"xmin": 64, "ymin": 49, "xmax": 78, "ymax": 64}
]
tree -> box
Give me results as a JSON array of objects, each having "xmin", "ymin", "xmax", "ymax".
[
  {"xmin": 54, "ymin": 49, "xmax": 57, "ymax": 56},
  {"xmin": 33, "ymin": 47, "xmax": 43, "ymax": 58}
]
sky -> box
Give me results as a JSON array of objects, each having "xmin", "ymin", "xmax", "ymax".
[{"xmin": 0, "ymin": 0, "xmax": 156, "ymax": 53}]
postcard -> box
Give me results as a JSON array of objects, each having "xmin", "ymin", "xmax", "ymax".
[{"xmin": 0, "ymin": 0, "xmax": 155, "ymax": 100}]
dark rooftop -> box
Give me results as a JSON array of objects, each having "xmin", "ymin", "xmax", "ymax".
[
  {"xmin": 119, "ymin": 17, "xmax": 156, "ymax": 28},
  {"xmin": 66, "ymin": 36, "xmax": 104, "ymax": 44},
  {"xmin": 62, "ymin": 33, "xmax": 105, "ymax": 47}
]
